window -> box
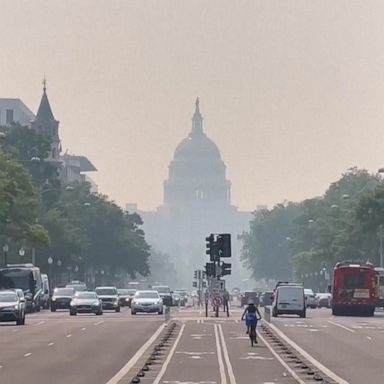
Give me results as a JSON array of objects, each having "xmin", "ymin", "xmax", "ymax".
[{"xmin": 6, "ymin": 109, "xmax": 14, "ymax": 124}]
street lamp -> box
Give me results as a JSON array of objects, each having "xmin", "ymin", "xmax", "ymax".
[{"xmin": 2, "ymin": 244, "xmax": 9, "ymax": 266}]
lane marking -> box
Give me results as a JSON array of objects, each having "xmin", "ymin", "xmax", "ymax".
[
  {"xmin": 367, "ymin": 336, "xmax": 372, "ymax": 340},
  {"xmin": 267, "ymin": 322, "xmax": 350, "ymax": 384},
  {"xmin": 214, "ymin": 324, "xmax": 227, "ymax": 384},
  {"xmin": 81, "ymin": 327, "xmax": 87, "ymax": 331},
  {"xmin": 24, "ymin": 352, "xmax": 32, "ymax": 357},
  {"xmin": 258, "ymin": 333, "xmax": 305, "ymax": 384},
  {"xmin": 66, "ymin": 334, "xmax": 72, "ymax": 338},
  {"xmin": 33, "ymin": 321, "xmax": 46, "ymax": 327},
  {"xmin": 106, "ymin": 323, "xmax": 166, "ymax": 384},
  {"xmin": 218, "ymin": 324, "xmax": 237, "ymax": 384},
  {"xmin": 327, "ymin": 320, "xmax": 355, "ymax": 333},
  {"xmin": 48, "ymin": 342, "xmax": 54, "ymax": 346},
  {"xmin": 94, "ymin": 320, "xmax": 104, "ymax": 326},
  {"xmin": 153, "ymin": 324, "xmax": 185, "ymax": 384}
]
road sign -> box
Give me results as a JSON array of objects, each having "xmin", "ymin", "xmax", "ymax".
[{"xmin": 212, "ymin": 296, "xmax": 222, "ymax": 306}]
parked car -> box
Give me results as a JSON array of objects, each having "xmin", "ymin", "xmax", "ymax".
[
  {"xmin": 272, "ymin": 284, "xmax": 306, "ymax": 318},
  {"xmin": 131, "ymin": 290, "xmax": 163, "ymax": 315},
  {"xmin": 95, "ymin": 286, "xmax": 120, "ymax": 312},
  {"xmin": 51, "ymin": 287, "xmax": 75, "ymax": 311},
  {"xmin": 316, "ymin": 293, "xmax": 332, "ymax": 308},
  {"xmin": 304, "ymin": 289, "xmax": 318, "ymax": 308},
  {"xmin": 69, "ymin": 291, "xmax": 103, "ymax": 316},
  {"xmin": 260, "ymin": 291, "xmax": 274, "ymax": 307},
  {"xmin": 152, "ymin": 285, "xmax": 173, "ymax": 306},
  {"xmin": 0, "ymin": 290, "xmax": 26, "ymax": 325}
]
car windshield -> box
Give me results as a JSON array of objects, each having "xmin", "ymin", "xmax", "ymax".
[
  {"xmin": 136, "ymin": 292, "xmax": 159, "ymax": 299},
  {"xmin": 0, "ymin": 293, "xmax": 18, "ymax": 302},
  {"xmin": 66, "ymin": 284, "xmax": 87, "ymax": 291},
  {"xmin": 75, "ymin": 292, "xmax": 97, "ymax": 299},
  {"xmin": 95, "ymin": 288, "xmax": 117, "ymax": 295},
  {"xmin": 153, "ymin": 287, "xmax": 170, "ymax": 294},
  {"xmin": 54, "ymin": 288, "xmax": 74, "ymax": 296},
  {"xmin": 117, "ymin": 289, "xmax": 130, "ymax": 295}
]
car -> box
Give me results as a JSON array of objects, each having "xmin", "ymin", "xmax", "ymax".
[
  {"xmin": 174, "ymin": 289, "xmax": 188, "ymax": 306},
  {"xmin": 14, "ymin": 289, "xmax": 26, "ymax": 312},
  {"xmin": 95, "ymin": 286, "xmax": 120, "ymax": 312},
  {"xmin": 316, "ymin": 293, "xmax": 332, "ymax": 308},
  {"xmin": 0, "ymin": 290, "xmax": 26, "ymax": 325},
  {"xmin": 131, "ymin": 290, "xmax": 163, "ymax": 315},
  {"xmin": 260, "ymin": 291, "xmax": 274, "ymax": 307},
  {"xmin": 172, "ymin": 293, "xmax": 182, "ymax": 306},
  {"xmin": 304, "ymin": 289, "xmax": 318, "ymax": 308},
  {"xmin": 66, "ymin": 281, "xmax": 87, "ymax": 292},
  {"xmin": 272, "ymin": 284, "xmax": 306, "ymax": 318},
  {"xmin": 241, "ymin": 290, "xmax": 259, "ymax": 307},
  {"xmin": 152, "ymin": 285, "xmax": 173, "ymax": 306},
  {"xmin": 117, "ymin": 288, "xmax": 136, "ymax": 307},
  {"xmin": 51, "ymin": 287, "xmax": 75, "ymax": 311},
  {"xmin": 69, "ymin": 291, "xmax": 103, "ymax": 316}
]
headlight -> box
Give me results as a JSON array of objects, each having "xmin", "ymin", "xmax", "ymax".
[
  {"xmin": 14, "ymin": 305, "xmax": 19, "ymax": 310},
  {"xmin": 125, "ymin": 298, "xmax": 130, "ymax": 301},
  {"xmin": 70, "ymin": 301, "xmax": 76, "ymax": 306},
  {"xmin": 51, "ymin": 297, "xmax": 56, "ymax": 301},
  {"xmin": 93, "ymin": 301, "xmax": 100, "ymax": 306}
]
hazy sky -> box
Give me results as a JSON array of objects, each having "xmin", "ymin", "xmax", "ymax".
[{"xmin": 2, "ymin": 1, "xmax": 384, "ymax": 211}]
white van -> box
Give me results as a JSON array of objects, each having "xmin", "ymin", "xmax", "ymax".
[
  {"xmin": 272, "ymin": 284, "xmax": 306, "ymax": 318},
  {"xmin": 41, "ymin": 274, "xmax": 50, "ymax": 309}
]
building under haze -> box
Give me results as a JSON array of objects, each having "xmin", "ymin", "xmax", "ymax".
[{"xmin": 131, "ymin": 99, "xmax": 251, "ymax": 285}]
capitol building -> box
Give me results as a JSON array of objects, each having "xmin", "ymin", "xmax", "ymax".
[{"xmin": 133, "ymin": 99, "xmax": 251, "ymax": 284}]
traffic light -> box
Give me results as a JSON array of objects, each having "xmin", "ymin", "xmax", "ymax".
[
  {"xmin": 220, "ymin": 262, "xmax": 232, "ymax": 276},
  {"xmin": 205, "ymin": 234, "xmax": 216, "ymax": 261},
  {"xmin": 202, "ymin": 281, "xmax": 207, "ymax": 288},
  {"xmin": 194, "ymin": 270, "xmax": 197, "ymax": 279},
  {"xmin": 217, "ymin": 234, "xmax": 231, "ymax": 258},
  {"xmin": 205, "ymin": 262, "xmax": 216, "ymax": 277},
  {"xmin": 192, "ymin": 281, "xmax": 197, "ymax": 288}
]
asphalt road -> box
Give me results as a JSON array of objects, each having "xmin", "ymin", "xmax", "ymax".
[
  {"xmin": 0, "ymin": 307, "xmax": 163, "ymax": 384},
  {"xmin": 269, "ymin": 307, "xmax": 384, "ymax": 384}
]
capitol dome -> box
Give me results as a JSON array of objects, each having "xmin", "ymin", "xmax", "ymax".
[{"xmin": 163, "ymin": 99, "xmax": 231, "ymax": 207}]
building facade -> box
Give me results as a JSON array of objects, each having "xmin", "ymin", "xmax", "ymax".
[
  {"xmin": 136, "ymin": 99, "xmax": 251, "ymax": 285},
  {"xmin": 0, "ymin": 98, "xmax": 35, "ymax": 126}
]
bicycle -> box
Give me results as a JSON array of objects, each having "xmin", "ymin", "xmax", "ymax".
[{"xmin": 249, "ymin": 324, "xmax": 257, "ymax": 347}]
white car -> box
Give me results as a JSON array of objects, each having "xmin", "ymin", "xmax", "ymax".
[
  {"xmin": 304, "ymin": 289, "xmax": 318, "ymax": 308},
  {"xmin": 131, "ymin": 290, "xmax": 163, "ymax": 315}
]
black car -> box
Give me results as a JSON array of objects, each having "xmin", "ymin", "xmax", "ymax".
[
  {"xmin": 69, "ymin": 291, "xmax": 103, "ymax": 315},
  {"xmin": 0, "ymin": 290, "xmax": 26, "ymax": 325},
  {"xmin": 51, "ymin": 287, "xmax": 75, "ymax": 311},
  {"xmin": 117, "ymin": 289, "xmax": 136, "ymax": 307},
  {"xmin": 241, "ymin": 291, "xmax": 259, "ymax": 307}
]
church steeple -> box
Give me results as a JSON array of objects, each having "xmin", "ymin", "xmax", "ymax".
[
  {"xmin": 191, "ymin": 97, "xmax": 203, "ymax": 135},
  {"xmin": 31, "ymin": 78, "xmax": 61, "ymax": 161}
]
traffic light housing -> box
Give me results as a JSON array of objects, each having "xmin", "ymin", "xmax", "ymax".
[
  {"xmin": 220, "ymin": 262, "xmax": 232, "ymax": 276},
  {"xmin": 217, "ymin": 234, "xmax": 231, "ymax": 258},
  {"xmin": 192, "ymin": 281, "xmax": 197, "ymax": 288},
  {"xmin": 205, "ymin": 262, "xmax": 216, "ymax": 277},
  {"xmin": 193, "ymin": 270, "xmax": 197, "ymax": 279},
  {"xmin": 205, "ymin": 234, "xmax": 216, "ymax": 261}
]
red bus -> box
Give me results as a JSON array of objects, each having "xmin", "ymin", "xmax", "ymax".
[{"xmin": 332, "ymin": 261, "xmax": 379, "ymax": 316}]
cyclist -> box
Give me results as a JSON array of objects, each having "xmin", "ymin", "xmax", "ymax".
[{"xmin": 241, "ymin": 299, "xmax": 262, "ymax": 342}]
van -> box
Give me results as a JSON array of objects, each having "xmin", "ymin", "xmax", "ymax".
[
  {"xmin": 272, "ymin": 284, "xmax": 306, "ymax": 318},
  {"xmin": 41, "ymin": 274, "xmax": 50, "ymax": 309}
]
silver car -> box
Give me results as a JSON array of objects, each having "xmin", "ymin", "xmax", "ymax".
[
  {"xmin": 304, "ymin": 289, "xmax": 318, "ymax": 308},
  {"xmin": 131, "ymin": 290, "xmax": 163, "ymax": 315},
  {"xmin": 0, "ymin": 290, "xmax": 26, "ymax": 325}
]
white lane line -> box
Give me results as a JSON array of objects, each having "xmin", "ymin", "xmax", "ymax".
[
  {"xmin": 218, "ymin": 324, "xmax": 237, "ymax": 384},
  {"xmin": 258, "ymin": 333, "xmax": 306, "ymax": 384},
  {"xmin": 66, "ymin": 334, "xmax": 72, "ymax": 338},
  {"xmin": 106, "ymin": 323, "xmax": 166, "ymax": 384},
  {"xmin": 33, "ymin": 321, "xmax": 46, "ymax": 327},
  {"xmin": 367, "ymin": 336, "xmax": 372, "ymax": 340},
  {"xmin": 153, "ymin": 324, "xmax": 186, "ymax": 384},
  {"xmin": 214, "ymin": 324, "xmax": 227, "ymax": 384},
  {"xmin": 267, "ymin": 322, "xmax": 350, "ymax": 384},
  {"xmin": 24, "ymin": 353, "xmax": 32, "ymax": 357},
  {"xmin": 81, "ymin": 327, "xmax": 87, "ymax": 331},
  {"xmin": 94, "ymin": 320, "xmax": 104, "ymax": 326},
  {"xmin": 327, "ymin": 320, "xmax": 355, "ymax": 333},
  {"xmin": 48, "ymin": 342, "xmax": 54, "ymax": 346}
]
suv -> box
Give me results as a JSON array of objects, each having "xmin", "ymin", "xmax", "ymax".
[
  {"xmin": 95, "ymin": 286, "xmax": 120, "ymax": 312},
  {"xmin": 0, "ymin": 290, "xmax": 26, "ymax": 325}
]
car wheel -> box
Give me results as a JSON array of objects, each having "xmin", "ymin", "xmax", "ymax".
[
  {"xmin": 115, "ymin": 306, "xmax": 120, "ymax": 313},
  {"xmin": 131, "ymin": 310, "xmax": 136, "ymax": 315},
  {"xmin": 16, "ymin": 318, "xmax": 24, "ymax": 326},
  {"xmin": 70, "ymin": 310, "xmax": 77, "ymax": 316},
  {"xmin": 158, "ymin": 310, "xmax": 163, "ymax": 315},
  {"xmin": 51, "ymin": 307, "xmax": 56, "ymax": 312},
  {"xmin": 96, "ymin": 310, "xmax": 103, "ymax": 315},
  {"xmin": 299, "ymin": 310, "xmax": 306, "ymax": 318}
]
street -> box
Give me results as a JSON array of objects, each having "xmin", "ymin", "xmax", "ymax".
[{"xmin": 1, "ymin": 305, "xmax": 384, "ymax": 384}]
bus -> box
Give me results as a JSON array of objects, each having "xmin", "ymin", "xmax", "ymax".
[
  {"xmin": 0, "ymin": 264, "xmax": 43, "ymax": 312},
  {"xmin": 375, "ymin": 267, "xmax": 384, "ymax": 308},
  {"xmin": 332, "ymin": 261, "xmax": 379, "ymax": 316}
]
